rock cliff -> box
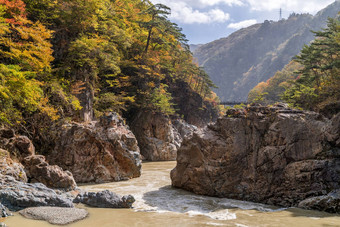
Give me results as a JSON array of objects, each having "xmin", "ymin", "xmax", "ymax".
[
  {"xmin": 171, "ymin": 105, "xmax": 340, "ymax": 213},
  {"xmin": 49, "ymin": 113, "xmax": 142, "ymax": 183},
  {"xmin": 130, "ymin": 111, "xmax": 199, "ymax": 161}
]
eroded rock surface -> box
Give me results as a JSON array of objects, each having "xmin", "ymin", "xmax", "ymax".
[
  {"xmin": 0, "ymin": 174, "xmax": 73, "ymax": 211},
  {"xmin": 298, "ymin": 190, "xmax": 340, "ymax": 213},
  {"xmin": 171, "ymin": 105, "xmax": 340, "ymax": 213},
  {"xmin": 23, "ymin": 155, "xmax": 76, "ymax": 190},
  {"xmin": 49, "ymin": 113, "xmax": 141, "ymax": 183},
  {"xmin": 74, "ymin": 190, "xmax": 135, "ymax": 208},
  {"xmin": 0, "ymin": 149, "xmax": 27, "ymax": 182},
  {"xmin": 0, "ymin": 203, "xmax": 12, "ymax": 218},
  {"xmin": 0, "ymin": 129, "xmax": 35, "ymax": 161},
  {"xmin": 130, "ymin": 111, "xmax": 180, "ymax": 161}
]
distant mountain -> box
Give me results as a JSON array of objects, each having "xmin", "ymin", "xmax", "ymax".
[
  {"xmin": 193, "ymin": 1, "xmax": 340, "ymax": 101},
  {"xmin": 189, "ymin": 44, "xmax": 203, "ymax": 53}
]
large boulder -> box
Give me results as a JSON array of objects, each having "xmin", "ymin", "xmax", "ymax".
[
  {"xmin": 0, "ymin": 174, "xmax": 73, "ymax": 211},
  {"xmin": 171, "ymin": 105, "xmax": 340, "ymax": 213},
  {"xmin": 49, "ymin": 113, "xmax": 141, "ymax": 183},
  {"xmin": 0, "ymin": 149, "xmax": 27, "ymax": 182},
  {"xmin": 74, "ymin": 190, "xmax": 135, "ymax": 208},
  {"xmin": 298, "ymin": 190, "xmax": 340, "ymax": 213},
  {"xmin": 0, "ymin": 129, "xmax": 35, "ymax": 161},
  {"xmin": 0, "ymin": 203, "xmax": 12, "ymax": 218},
  {"xmin": 130, "ymin": 111, "xmax": 180, "ymax": 161},
  {"xmin": 23, "ymin": 155, "xmax": 76, "ymax": 190},
  {"xmin": 19, "ymin": 207, "xmax": 88, "ymax": 225}
]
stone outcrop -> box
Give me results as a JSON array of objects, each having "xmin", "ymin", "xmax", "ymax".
[
  {"xmin": 0, "ymin": 129, "xmax": 35, "ymax": 161},
  {"xmin": 49, "ymin": 113, "xmax": 141, "ymax": 183},
  {"xmin": 0, "ymin": 203, "xmax": 12, "ymax": 218},
  {"xmin": 171, "ymin": 105, "xmax": 340, "ymax": 213},
  {"xmin": 19, "ymin": 207, "xmax": 88, "ymax": 225},
  {"xmin": 130, "ymin": 111, "xmax": 180, "ymax": 161},
  {"xmin": 172, "ymin": 118, "xmax": 199, "ymax": 140},
  {"xmin": 0, "ymin": 149, "xmax": 27, "ymax": 182},
  {"xmin": 168, "ymin": 80, "xmax": 219, "ymax": 127},
  {"xmin": 298, "ymin": 190, "xmax": 340, "ymax": 213},
  {"xmin": 0, "ymin": 174, "xmax": 73, "ymax": 211},
  {"xmin": 23, "ymin": 155, "xmax": 76, "ymax": 190},
  {"xmin": 74, "ymin": 190, "xmax": 135, "ymax": 208},
  {"xmin": 0, "ymin": 130, "xmax": 77, "ymax": 190}
]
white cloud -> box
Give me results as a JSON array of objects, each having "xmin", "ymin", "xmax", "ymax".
[
  {"xmin": 227, "ymin": 19, "xmax": 257, "ymax": 29},
  {"xmin": 150, "ymin": 0, "xmax": 335, "ymax": 25},
  {"xmin": 152, "ymin": 0, "xmax": 230, "ymax": 24},
  {"xmin": 198, "ymin": 0, "xmax": 244, "ymax": 7},
  {"xmin": 151, "ymin": 0, "xmax": 244, "ymax": 8},
  {"xmin": 244, "ymin": 0, "xmax": 335, "ymax": 13}
]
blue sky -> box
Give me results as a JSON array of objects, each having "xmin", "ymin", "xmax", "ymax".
[{"xmin": 150, "ymin": 0, "xmax": 336, "ymax": 44}]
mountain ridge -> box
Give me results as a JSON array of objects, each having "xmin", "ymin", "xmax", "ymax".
[{"xmin": 193, "ymin": 1, "xmax": 340, "ymax": 101}]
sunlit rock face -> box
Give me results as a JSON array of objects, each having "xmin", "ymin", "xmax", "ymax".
[
  {"xmin": 171, "ymin": 104, "xmax": 340, "ymax": 213},
  {"xmin": 49, "ymin": 113, "xmax": 142, "ymax": 183}
]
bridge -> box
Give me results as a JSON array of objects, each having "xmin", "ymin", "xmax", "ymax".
[{"xmin": 218, "ymin": 101, "xmax": 248, "ymax": 106}]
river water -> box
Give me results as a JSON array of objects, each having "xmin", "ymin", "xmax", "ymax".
[{"xmin": 3, "ymin": 161, "xmax": 340, "ymax": 227}]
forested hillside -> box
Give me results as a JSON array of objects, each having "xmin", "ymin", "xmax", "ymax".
[
  {"xmin": 249, "ymin": 17, "xmax": 340, "ymax": 116},
  {"xmin": 0, "ymin": 0, "xmax": 219, "ymax": 131},
  {"xmin": 193, "ymin": 1, "xmax": 340, "ymax": 102}
]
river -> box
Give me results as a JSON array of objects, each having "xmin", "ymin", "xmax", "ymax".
[{"xmin": 3, "ymin": 161, "xmax": 340, "ymax": 227}]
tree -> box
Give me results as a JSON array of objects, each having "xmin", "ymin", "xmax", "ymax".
[
  {"xmin": 283, "ymin": 17, "xmax": 340, "ymax": 110},
  {"xmin": 139, "ymin": 3, "xmax": 170, "ymax": 54}
]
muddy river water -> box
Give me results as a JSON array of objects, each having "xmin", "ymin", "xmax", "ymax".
[{"xmin": 3, "ymin": 161, "xmax": 340, "ymax": 227}]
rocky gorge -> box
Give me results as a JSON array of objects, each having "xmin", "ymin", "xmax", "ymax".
[
  {"xmin": 171, "ymin": 104, "xmax": 340, "ymax": 213},
  {"xmin": 0, "ymin": 104, "xmax": 339, "ymax": 227},
  {"xmin": 0, "ymin": 111, "xmax": 199, "ymax": 225}
]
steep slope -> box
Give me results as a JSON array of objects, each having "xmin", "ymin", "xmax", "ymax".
[{"xmin": 193, "ymin": 1, "xmax": 340, "ymax": 101}]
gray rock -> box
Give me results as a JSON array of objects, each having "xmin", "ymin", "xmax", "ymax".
[
  {"xmin": 0, "ymin": 203, "xmax": 12, "ymax": 217},
  {"xmin": 19, "ymin": 207, "xmax": 88, "ymax": 225},
  {"xmin": 172, "ymin": 118, "xmax": 199, "ymax": 140},
  {"xmin": 0, "ymin": 174, "xmax": 73, "ymax": 211},
  {"xmin": 130, "ymin": 111, "xmax": 178, "ymax": 161},
  {"xmin": 298, "ymin": 190, "xmax": 340, "ymax": 213},
  {"xmin": 171, "ymin": 105, "xmax": 340, "ymax": 213},
  {"xmin": 74, "ymin": 190, "xmax": 135, "ymax": 208},
  {"xmin": 0, "ymin": 149, "xmax": 27, "ymax": 182}
]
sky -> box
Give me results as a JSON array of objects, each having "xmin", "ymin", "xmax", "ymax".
[{"xmin": 150, "ymin": 0, "xmax": 336, "ymax": 44}]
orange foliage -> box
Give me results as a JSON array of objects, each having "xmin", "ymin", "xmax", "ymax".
[{"xmin": 0, "ymin": 0, "xmax": 26, "ymax": 24}]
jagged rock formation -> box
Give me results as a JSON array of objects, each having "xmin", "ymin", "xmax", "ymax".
[
  {"xmin": 171, "ymin": 105, "xmax": 340, "ymax": 213},
  {"xmin": 23, "ymin": 155, "xmax": 76, "ymax": 190},
  {"xmin": 130, "ymin": 111, "xmax": 199, "ymax": 161},
  {"xmin": 49, "ymin": 113, "xmax": 141, "ymax": 183},
  {"xmin": 0, "ymin": 128, "xmax": 35, "ymax": 161},
  {"xmin": 193, "ymin": 1, "xmax": 340, "ymax": 101},
  {"xmin": 0, "ymin": 149, "xmax": 27, "ymax": 182},
  {"xmin": 0, "ymin": 130, "xmax": 77, "ymax": 190},
  {"xmin": 0, "ymin": 174, "xmax": 74, "ymax": 211},
  {"xmin": 169, "ymin": 80, "xmax": 219, "ymax": 127},
  {"xmin": 0, "ymin": 203, "xmax": 11, "ymax": 218},
  {"xmin": 130, "ymin": 111, "xmax": 180, "ymax": 161},
  {"xmin": 74, "ymin": 190, "xmax": 135, "ymax": 208}
]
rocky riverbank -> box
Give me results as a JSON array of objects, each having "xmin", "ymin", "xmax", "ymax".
[
  {"xmin": 171, "ymin": 104, "xmax": 340, "ymax": 213},
  {"xmin": 0, "ymin": 113, "xmax": 139, "ymax": 224}
]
